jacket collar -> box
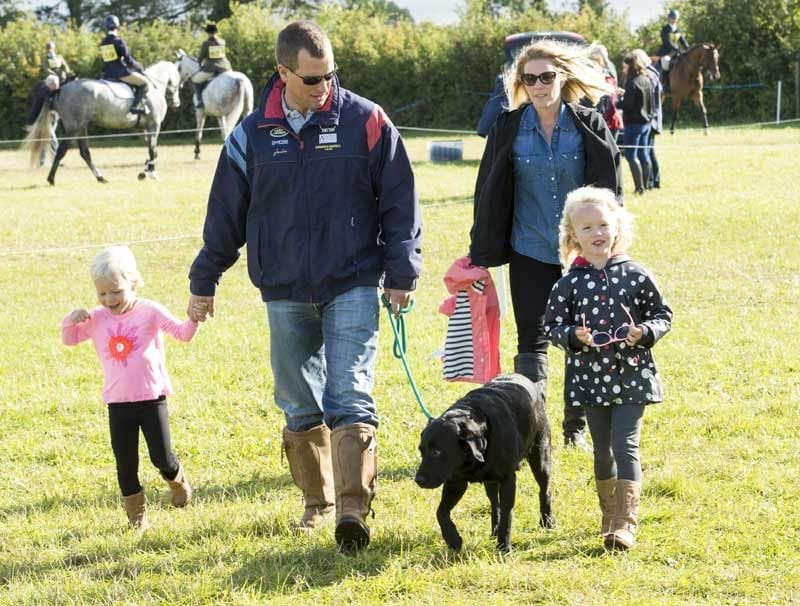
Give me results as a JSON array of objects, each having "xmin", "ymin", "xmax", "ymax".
[
  {"xmin": 257, "ymin": 72, "xmax": 341, "ymax": 129},
  {"xmin": 570, "ymin": 253, "xmax": 631, "ymax": 271}
]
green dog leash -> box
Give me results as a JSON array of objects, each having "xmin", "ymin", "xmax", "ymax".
[{"xmin": 381, "ymin": 295, "xmax": 434, "ymax": 421}]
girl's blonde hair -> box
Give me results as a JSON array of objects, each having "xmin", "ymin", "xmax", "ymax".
[
  {"xmin": 504, "ymin": 39, "xmax": 613, "ymax": 110},
  {"xmin": 558, "ymin": 186, "xmax": 633, "ymax": 267},
  {"xmin": 90, "ymin": 245, "xmax": 144, "ymax": 288}
]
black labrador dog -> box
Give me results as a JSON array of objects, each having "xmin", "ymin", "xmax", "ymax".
[{"xmin": 415, "ymin": 374, "xmax": 555, "ymax": 551}]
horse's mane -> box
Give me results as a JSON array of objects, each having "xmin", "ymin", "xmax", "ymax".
[{"xmin": 674, "ymin": 43, "xmax": 715, "ymax": 69}]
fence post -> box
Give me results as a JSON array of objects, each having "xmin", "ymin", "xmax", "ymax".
[
  {"xmin": 776, "ymin": 80, "xmax": 782, "ymax": 124},
  {"xmin": 795, "ymin": 57, "xmax": 799, "ymax": 118}
]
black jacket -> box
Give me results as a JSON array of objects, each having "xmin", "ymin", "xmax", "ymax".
[
  {"xmin": 469, "ymin": 102, "xmax": 622, "ymax": 268},
  {"xmin": 619, "ymin": 73, "xmax": 653, "ymax": 125}
]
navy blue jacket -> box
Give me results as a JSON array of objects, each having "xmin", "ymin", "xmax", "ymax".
[
  {"xmin": 99, "ymin": 33, "xmax": 143, "ymax": 79},
  {"xmin": 189, "ymin": 73, "xmax": 422, "ymax": 303}
]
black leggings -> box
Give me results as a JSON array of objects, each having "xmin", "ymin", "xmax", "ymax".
[
  {"xmin": 108, "ymin": 398, "xmax": 180, "ymax": 496},
  {"xmin": 509, "ymin": 250, "xmax": 586, "ymax": 437},
  {"xmin": 585, "ymin": 404, "xmax": 645, "ymax": 481}
]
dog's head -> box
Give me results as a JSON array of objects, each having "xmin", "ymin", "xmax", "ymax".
[{"xmin": 414, "ymin": 409, "xmax": 488, "ymax": 489}]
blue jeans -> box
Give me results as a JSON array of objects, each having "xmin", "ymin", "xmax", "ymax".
[
  {"xmin": 623, "ymin": 122, "xmax": 651, "ymax": 169},
  {"xmin": 266, "ymin": 286, "xmax": 380, "ymax": 432}
]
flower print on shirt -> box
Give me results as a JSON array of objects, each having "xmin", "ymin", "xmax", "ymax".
[{"xmin": 105, "ymin": 323, "xmax": 138, "ymax": 367}]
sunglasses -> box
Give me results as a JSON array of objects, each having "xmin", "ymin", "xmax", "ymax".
[
  {"xmin": 520, "ymin": 71, "xmax": 557, "ymax": 86},
  {"xmin": 581, "ymin": 304, "xmax": 635, "ymax": 347},
  {"xmin": 283, "ymin": 64, "xmax": 337, "ymax": 86}
]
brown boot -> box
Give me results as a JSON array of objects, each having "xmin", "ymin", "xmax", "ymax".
[
  {"xmin": 282, "ymin": 425, "xmax": 335, "ymax": 531},
  {"xmin": 123, "ymin": 490, "xmax": 150, "ymax": 530},
  {"xmin": 596, "ymin": 478, "xmax": 616, "ymax": 537},
  {"xmin": 163, "ymin": 463, "xmax": 192, "ymax": 507},
  {"xmin": 331, "ymin": 423, "xmax": 377, "ymax": 553},
  {"xmin": 604, "ymin": 479, "xmax": 640, "ymax": 550}
]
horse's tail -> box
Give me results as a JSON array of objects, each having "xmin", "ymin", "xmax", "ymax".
[{"xmin": 22, "ymin": 103, "xmax": 56, "ymax": 168}]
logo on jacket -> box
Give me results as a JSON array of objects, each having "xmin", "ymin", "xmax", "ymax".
[
  {"xmin": 319, "ymin": 133, "xmax": 337, "ymax": 144},
  {"xmin": 270, "ymin": 127, "xmax": 288, "ymax": 137}
]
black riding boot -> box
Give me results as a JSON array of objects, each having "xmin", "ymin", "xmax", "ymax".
[
  {"xmin": 130, "ymin": 84, "xmax": 149, "ymax": 115},
  {"xmin": 628, "ymin": 159, "xmax": 645, "ymax": 195},
  {"xmin": 192, "ymin": 82, "xmax": 206, "ymax": 108}
]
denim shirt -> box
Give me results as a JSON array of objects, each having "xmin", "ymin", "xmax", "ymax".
[{"xmin": 511, "ymin": 102, "xmax": 585, "ymax": 265}]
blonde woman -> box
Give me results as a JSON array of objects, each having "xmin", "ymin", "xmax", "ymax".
[
  {"xmin": 544, "ymin": 186, "xmax": 672, "ymax": 550},
  {"xmin": 469, "ymin": 39, "xmax": 621, "ymax": 450},
  {"xmin": 619, "ymin": 50, "xmax": 654, "ymax": 194}
]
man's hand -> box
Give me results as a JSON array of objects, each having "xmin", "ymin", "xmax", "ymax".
[
  {"xmin": 384, "ymin": 288, "xmax": 413, "ymax": 316},
  {"xmin": 188, "ymin": 295, "xmax": 215, "ymax": 322}
]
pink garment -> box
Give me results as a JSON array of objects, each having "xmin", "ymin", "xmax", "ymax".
[
  {"xmin": 61, "ymin": 298, "xmax": 198, "ymax": 404},
  {"xmin": 439, "ymin": 256, "xmax": 501, "ymax": 383}
]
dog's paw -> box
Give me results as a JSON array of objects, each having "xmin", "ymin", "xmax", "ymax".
[
  {"xmin": 444, "ymin": 533, "xmax": 463, "ymax": 551},
  {"xmin": 540, "ymin": 513, "xmax": 556, "ymax": 529}
]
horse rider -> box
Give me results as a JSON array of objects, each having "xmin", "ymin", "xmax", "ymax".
[
  {"xmin": 191, "ymin": 22, "xmax": 232, "ymax": 108},
  {"xmin": 656, "ymin": 9, "xmax": 690, "ymax": 92},
  {"xmin": 99, "ymin": 15, "xmax": 149, "ymax": 115},
  {"xmin": 25, "ymin": 41, "xmax": 74, "ymax": 132}
]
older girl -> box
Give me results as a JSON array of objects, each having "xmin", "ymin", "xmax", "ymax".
[
  {"xmin": 618, "ymin": 50, "xmax": 654, "ymax": 194},
  {"xmin": 470, "ymin": 39, "xmax": 622, "ymax": 450},
  {"xmin": 544, "ymin": 186, "xmax": 672, "ymax": 549}
]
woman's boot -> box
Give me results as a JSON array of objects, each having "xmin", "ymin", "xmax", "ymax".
[
  {"xmin": 595, "ymin": 478, "xmax": 616, "ymax": 537},
  {"xmin": 123, "ymin": 490, "xmax": 150, "ymax": 530},
  {"xmin": 604, "ymin": 479, "xmax": 641, "ymax": 550},
  {"xmin": 283, "ymin": 425, "xmax": 336, "ymax": 530}
]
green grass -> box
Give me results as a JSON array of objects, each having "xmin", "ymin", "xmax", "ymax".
[{"xmin": 1, "ymin": 125, "xmax": 799, "ymax": 604}]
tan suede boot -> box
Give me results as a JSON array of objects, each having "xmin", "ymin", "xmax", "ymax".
[
  {"xmin": 331, "ymin": 423, "xmax": 377, "ymax": 553},
  {"xmin": 163, "ymin": 463, "xmax": 192, "ymax": 507},
  {"xmin": 604, "ymin": 479, "xmax": 641, "ymax": 550},
  {"xmin": 596, "ymin": 478, "xmax": 616, "ymax": 537},
  {"xmin": 282, "ymin": 425, "xmax": 336, "ymax": 531},
  {"xmin": 123, "ymin": 490, "xmax": 150, "ymax": 530}
]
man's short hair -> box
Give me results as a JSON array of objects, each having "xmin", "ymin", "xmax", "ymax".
[{"xmin": 275, "ymin": 20, "xmax": 332, "ymax": 70}]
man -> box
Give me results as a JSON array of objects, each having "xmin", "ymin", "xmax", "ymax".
[
  {"xmin": 191, "ymin": 22, "xmax": 232, "ymax": 108},
  {"xmin": 656, "ymin": 9, "xmax": 690, "ymax": 93},
  {"xmin": 99, "ymin": 15, "xmax": 149, "ymax": 114},
  {"xmin": 187, "ymin": 20, "xmax": 422, "ymax": 553}
]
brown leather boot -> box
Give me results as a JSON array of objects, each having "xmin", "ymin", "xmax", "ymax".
[
  {"xmin": 595, "ymin": 478, "xmax": 616, "ymax": 537},
  {"xmin": 604, "ymin": 479, "xmax": 640, "ymax": 550},
  {"xmin": 282, "ymin": 425, "xmax": 335, "ymax": 531},
  {"xmin": 162, "ymin": 463, "xmax": 192, "ymax": 507},
  {"xmin": 123, "ymin": 490, "xmax": 150, "ymax": 530},
  {"xmin": 331, "ymin": 423, "xmax": 377, "ymax": 553}
]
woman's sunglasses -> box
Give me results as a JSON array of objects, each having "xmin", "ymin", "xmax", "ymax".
[
  {"xmin": 581, "ymin": 304, "xmax": 635, "ymax": 347},
  {"xmin": 283, "ymin": 64, "xmax": 337, "ymax": 86},
  {"xmin": 520, "ymin": 71, "xmax": 557, "ymax": 86}
]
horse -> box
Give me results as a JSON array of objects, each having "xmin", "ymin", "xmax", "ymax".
[
  {"xmin": 664, "ymin": 43, "xmax": 721, "ymax": 135},
  {"xmin": 24, "ymin": 61, "xmax": 181, "ymax": 185},
  {"xmin": 175, "ymin": 51, "xmax": 254, "ymax": 159}
]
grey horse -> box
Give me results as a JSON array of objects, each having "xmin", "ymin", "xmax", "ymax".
[
  {"xmin": 175, "ymin": 50, "xmax": 254, "ymax": 159},
  {"xmin": 25, "ymin": 61, "xmax": 181, "ymax": 185}
]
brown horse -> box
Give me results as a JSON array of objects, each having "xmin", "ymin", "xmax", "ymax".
[{"xmin": 665, "ymin": 43, "xmax": 721, "ymax": 135}]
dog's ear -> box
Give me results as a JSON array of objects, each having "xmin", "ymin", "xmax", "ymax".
[{"xmin": 458, "ymin": 417, "xmax": 487, "ymax": 464}]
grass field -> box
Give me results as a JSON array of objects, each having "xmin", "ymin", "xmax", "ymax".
[{"xmin": 1, "ymin": 124, "xmax": 799, "ymax": 605}]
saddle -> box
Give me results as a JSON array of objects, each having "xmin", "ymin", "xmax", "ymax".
[{"xmin": 98, "ymin": 80, "xmax": 135, "ymax": 100}]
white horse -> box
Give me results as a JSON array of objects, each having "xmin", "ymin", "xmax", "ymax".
[
  {"xmin": 175, "ymin": 50, "xmax": 254, "ymax": 159},
  {"xmin": 25, "ymin": 61, "xmax": 181, "ymax": 184}
]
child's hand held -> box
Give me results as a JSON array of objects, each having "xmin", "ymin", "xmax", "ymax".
[{"xmin": 625, "ymin": 324, "xmax": 643, "ymax": 346}]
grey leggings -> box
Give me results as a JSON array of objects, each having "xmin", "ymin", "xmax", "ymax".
[{"xmin": 585, "ymin": 404, "xmax": 645, "ymax": 482}]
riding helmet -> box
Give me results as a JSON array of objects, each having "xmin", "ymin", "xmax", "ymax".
[
  {"xmin": 668, "ymin": 9, "xmax": 679, "ymax": 19},
  {"xmin": 205, "ymin": 22, "xmax": 218, "ymax": 34},
  {"xmin": 104, "ymin": 14, "xmax": 120, "ymax": 30},
  {"xmin": 46, "ymin": 40, "xmax": 56, "ymax": 50}
]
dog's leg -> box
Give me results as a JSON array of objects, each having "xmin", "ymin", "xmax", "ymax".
[
  {"xmin": 437, "ymin": 479, "xmax": 468, "ymax": 551},
  {"xmin": 527, "ymin": 431, "xmax": 556, "ymax": 528},
  {"xmin": 483, "ymin": 481, "xmax": 500, "ymax": 536},
  {"xmin": 495, "ymin": 475, "xmax": 516, "ymax": 551}
]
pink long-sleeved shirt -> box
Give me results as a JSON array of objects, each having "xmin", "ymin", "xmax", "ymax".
[{"xmin": 61, "ymin": 298, "xmax": 198, "ymax": 404}]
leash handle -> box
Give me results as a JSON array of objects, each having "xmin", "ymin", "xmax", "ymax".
[{"xmin": 380, "ymin": 295, "xmax": 433, "ymax": 420}]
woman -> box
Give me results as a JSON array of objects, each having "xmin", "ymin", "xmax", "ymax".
[
  {"xmin": 618, "ymin": 51, "xmax": 653, "ymax": 195},
  {"xmin": 99, "ymin": 15, "xmax": 149, "ymax": 115},
  {"xmin": 470, "ymin": 39, "xmax": 621, "ymax": 449},
  {"xmin": 191, "ymin": 22, "xmax": 232, "ymax": 109}
]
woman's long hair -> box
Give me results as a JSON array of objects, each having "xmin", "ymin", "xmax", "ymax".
[{"xmin": 504, "ymin": 39, "xmax": 612, "ymax": 110}]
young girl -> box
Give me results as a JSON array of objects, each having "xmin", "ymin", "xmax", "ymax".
[
  {"xmin": 543, "ymin": 186, "xmax": 672, "ymax": 550},
  {"xmin": 62, "ymin": 246, "xmax": 201, "ymax": 530}
]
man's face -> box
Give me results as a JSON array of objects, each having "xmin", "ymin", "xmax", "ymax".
[{"xmin": 278, "ymin": 48, "xmax": 335, "ymax": 116}]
